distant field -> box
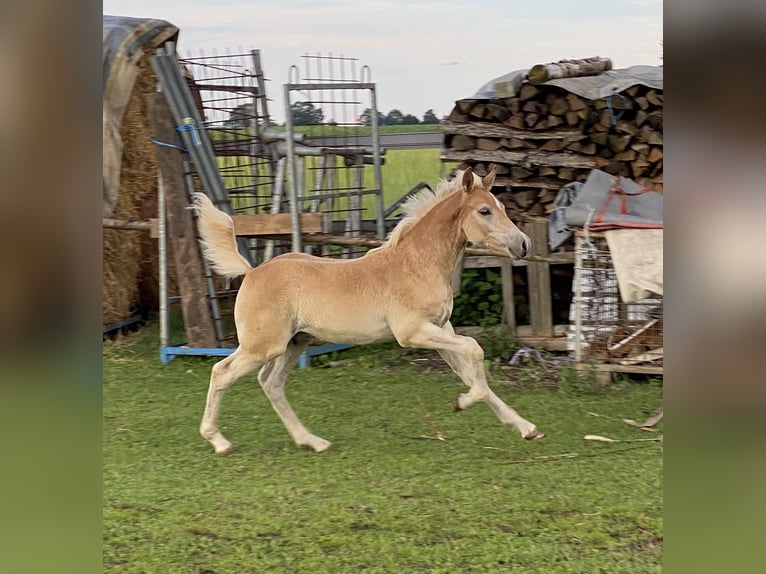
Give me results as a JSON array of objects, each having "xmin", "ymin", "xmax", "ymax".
[{"xmin": 218, "ymin": 147, "xmax": 448, "ymax": 217}]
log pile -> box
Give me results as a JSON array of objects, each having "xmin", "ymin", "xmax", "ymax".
[{"xmin": 441, "ymin": 62, "xmax": 663, "ymax": 223}]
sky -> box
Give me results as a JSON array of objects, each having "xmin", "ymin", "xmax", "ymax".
[{"xmin": 103, "ymin": 0, "xmax": 663, "ymax": 123}]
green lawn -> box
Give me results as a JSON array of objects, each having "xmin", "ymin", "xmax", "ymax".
[{"xmin": 103, "ymin": 326, "xmax": 663, "ymax": 573}]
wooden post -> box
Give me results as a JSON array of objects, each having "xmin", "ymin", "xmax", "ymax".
[
  {"xmin": 147, "ymin": 93, "xmax": 217, "ymax": 348},
  {"xmin": 499, "ymin": 258, "xmax": 516, "ymax": 332},
  {"xmin": 526, "ymin": 218, "xmax": 553, "ymax": 337}
]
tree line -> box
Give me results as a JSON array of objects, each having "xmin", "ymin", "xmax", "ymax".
[{"xmin": 226, "ymin": 101, "xmax": 440, "ymax": 127}]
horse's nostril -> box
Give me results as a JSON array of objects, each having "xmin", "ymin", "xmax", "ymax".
[{"xmin": 522, "ymin": 237, "xmax": 531, "ymax": 257}]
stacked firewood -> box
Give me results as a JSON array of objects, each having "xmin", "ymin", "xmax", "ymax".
[{"xmin": 441, "ymin": 64, "xmax": 663, "ymax": 222}]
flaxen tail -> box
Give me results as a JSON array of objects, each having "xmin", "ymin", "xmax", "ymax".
[{"xmin": 191, "ymin": 193, "xmax": 252, "ymax": 279}]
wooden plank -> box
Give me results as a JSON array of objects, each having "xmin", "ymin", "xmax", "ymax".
[
  {"xmin": 441, "ymin": 148, "xmax": 608, "ymax": 169},
  {"xmin": 526, "ymin": 219, "xmax": 553, "ymax": 337},
  {"xmin": 574, "ymin": 363, "xmax": 663, "ymax": 376},
  {"xmin": 233, "ymin": 213, "xmax": 322, "ymax": 236},
  {"xmin": 147, "ymin": 93, "xmax": 217, "ymax": 349},
  {"xmin": 443, "ymin": 120, "xmax": 581, "ymax": 140}
]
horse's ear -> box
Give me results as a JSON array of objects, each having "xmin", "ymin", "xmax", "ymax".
[
  {"xmin": 482, "ymin": 165, "xmax": 497, "ymax": 190},
  {"xmin": 462, "ymin": 167, "xmax": 474, "ymax": 193}
]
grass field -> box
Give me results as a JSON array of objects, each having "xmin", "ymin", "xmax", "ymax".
[{"xmin": 103, "ymin": 325, "xmax": 663, "ymax": 573}]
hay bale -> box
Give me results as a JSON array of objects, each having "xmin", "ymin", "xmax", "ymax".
[{"xmin": 102, "ymin": 56, "xmax": 167, "ymax": 324}]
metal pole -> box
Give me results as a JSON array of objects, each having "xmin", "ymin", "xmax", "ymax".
[
  {"xmin": 283, "ymin": 82, "xmax": 302, "ymax": 252},
  {"xmin": 158, "ymin": 172, "xmax": 169, "ymax": 354},
  {"xmin": 573, "ymin": 235, "xmax": 584, "ymax": 363},
  {"xmin": 369, "ymin": 84, "xmax": 385, "ymax": 239}
]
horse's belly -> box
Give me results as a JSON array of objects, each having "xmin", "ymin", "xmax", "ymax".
[{"xmin": 303, "ymin": 317, "xmax": 393, "ymax": 345}]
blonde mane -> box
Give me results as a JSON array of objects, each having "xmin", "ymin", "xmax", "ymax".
[{"xmin": 377, "ymin": 170, "xmax": 482, "ymax": 250}]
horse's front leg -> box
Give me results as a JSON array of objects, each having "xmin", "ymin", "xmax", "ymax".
[{"xmin": 395, "ymin": 321, "xmax": 542, "ymax": 440}]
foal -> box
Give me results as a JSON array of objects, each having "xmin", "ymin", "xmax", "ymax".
[{"xmin": 193, "ymin": 166, "xmax": 542, "ymax": 454}]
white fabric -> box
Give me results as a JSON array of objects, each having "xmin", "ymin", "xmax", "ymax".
[{"xmin": 604, "ymin": 229, "xmax": 663, "ymax": 303}]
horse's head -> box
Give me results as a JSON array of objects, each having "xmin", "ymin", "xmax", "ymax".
[{"xmin": 459, "ymin": 166, "xmax": 530, "ymax": 259}]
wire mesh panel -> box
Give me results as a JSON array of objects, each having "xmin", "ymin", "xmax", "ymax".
[
  {"xmin": 570, "ymin": 234, "xmax": 663, "ymax": 368},
  {"xmin": 179, "ymin": 50, "xmax": 277, "ymax": 218},
  {"xmin": 283, "ymin": 53, "xmax": 385, "ymax": 258},
  {"xmin": 166, "ymin": 49, "xmax": 283, "ymax": 347}
]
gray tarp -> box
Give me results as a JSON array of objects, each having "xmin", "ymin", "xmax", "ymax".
[
  {"xmin": 103, "ymin": 15, "xmax": 178, "ymax": 218},
  {"xmin": 550, "ymin": 169, "xmax": 663, "ymax": 250},
  {"xmin": 473, "ymin": 64, "xmax": 663, "ymax": 101}
]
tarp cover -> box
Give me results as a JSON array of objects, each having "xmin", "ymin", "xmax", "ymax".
[
  {"xmin": 103, "ymin": 15, "xmax": 178, "ymax": 217},
  {"xmin": 549, "ymin": 169, "xmax": 663, "ymax": 250},
  {"xmin": 472, "ymin": 64, "xmax": 663, "ymax": 101}
]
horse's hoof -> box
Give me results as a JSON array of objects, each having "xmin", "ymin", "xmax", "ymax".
[
  {"xmin": 214, "ymin": 444, "xmax": 234, "ymax": 455},
  {"xmin": 452, "ymin": 398, "xmax": 463, "ymax": 411},
  {"xmin": 307, "ymin": 439, "xmax": 332, "ymax": 452},
  {"xmin": 523, "ymin": 428, "xmax": 545, "ymax": 441}
]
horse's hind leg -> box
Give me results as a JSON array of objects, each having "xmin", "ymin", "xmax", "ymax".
[
  {"xmin": 258, "ymin": 334, "xmax": 332, "ymax": 452},
  {"xmin": 200, "ymin": 347, "xmax": 263, "ymax": 454}
]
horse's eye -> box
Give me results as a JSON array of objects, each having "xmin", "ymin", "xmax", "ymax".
[{"xmin": 479, "ymin": 207, "xmax": 491, "ymax": 216}]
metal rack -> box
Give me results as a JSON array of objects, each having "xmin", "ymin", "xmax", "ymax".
[{"xmin": 570, "ymin": 232, "xmax": 663, "ymax": 376}]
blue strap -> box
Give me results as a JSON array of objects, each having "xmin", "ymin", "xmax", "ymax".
[
  {"xmin": 606, "ymin": 93, "xmax": 628, "ymax": 126},
  {"xmin": 152, "ymin": 139, "xmax": 187, "ymax": 152}
]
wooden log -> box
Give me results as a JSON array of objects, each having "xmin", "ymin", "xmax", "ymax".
[
  {"xmin": 566, "ymin": 93, "xmax": 589, "ymax": 111},
  {"xmin": 541, "ymin": 139, "xmax": 568, "ymax": 152},
  {"xmin": 506, "ymin": 114, "xmax": 525, "ymax": 129},
  {"xmin": 524, "ymin": 112, "xmax": 539, "ymax": 128},
  {"xmin": 635, "ymin": 96, "xmax": 649, "ymax": 110},
  {"xmin": 519, "ymin": 84, "xmax": 540, "ymax": 101},
  {"xmin": 631, "ymin": 142, "xmax": 650, "ymax": 154},
  {"xmin": 608, "ymin": 134, "xmax": 632, "ymax": 153},
  {"xmin": 504, "ymin": 98, "xmax": 521, "ymax": 114},
  {"xmin": 646, "ymin": 90, "xmax": 663, "ymax": 106},
  {"xmin": 549, "ymin": 97, "xmax": 568, "ymax": 116},
  {"xmin": 147, "ymin": 93, "xmax": 217, "ymax": 349},
  {"xmin": 615, "ymin": 121, "xmax": 640, "ymax": 137},
  {"xmin": 565, "ymin": 111, "xmax": 580, "ymax": 126},
  {"xmin": 469, "ymin": 103, "xmax": 489, "ymax": 120},
  {"xmin": 646, "ymin": 110, "xmax": 663, "ymax": 130},
  {"xmin": 558, "ymin": 167, "xmax": 575, "ymax": 180},
  {"xmin": 589, "ymin": 132, "xmax": 608, "ymax": 146},
  {"xmin": 486, "ymin": 103, "xmax": 510, "ymax": 122},
  {"xmin": 502, "ymin": 137, "xmax": 537, "ymax": 150},
  {"xmin": 456, "ymin": 99, "xmax": 477, "ymax": 114},
  {"xmin": 546, "ymin": 114, "xmax": 563, "ymax": 128},
  {"xmin": 450, "ymin": 134, "xmax": 476, "ymax": 151},
  {"xmin": 512, "ymin": 189, "xmax": 538, "ymax": 209},
  {"xmin": 631, "ymin": 159, "xmax": 650, "ymax": 178},
  {"xmin": 527, "ymin": 56, "xmax": 612, "ymax": 84},
  {"xmin": 537, "ymin": 189, "xmax": 558, "ymax": 203},
  {"xmin": 448, "ymin": 109, "xmax": 469, "ymax": 123},
  {"xmin": 476, "ymin": 137, "xmax": 502, "ymax": 151},
  {"xmin": 648, "ymin": 146, "xmax": 663, "ymax": 163},
  {"xmin": 510, "ymin": 166, "xmax": 534, "ymax": 179},
  {"xmin": 537, "ymin": 166, "xmax": 557, "ymax": 177},
  {"xmin": 614, "ymin": 149, "xmax": 637, "ymax": 161},
  {"xmin": 522, "ymin": 100, "xmax": 541, "ymax": 113}
]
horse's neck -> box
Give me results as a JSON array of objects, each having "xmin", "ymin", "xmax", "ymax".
[{"xmin": 399, "ymin": 192, "xmax": 465, "ymax": 277}]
